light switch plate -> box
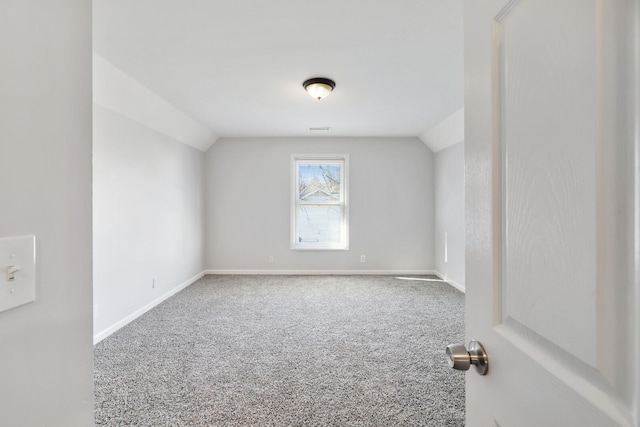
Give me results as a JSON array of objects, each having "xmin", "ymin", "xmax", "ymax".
[{"xmin": 0, "ymin": 235, "xmax": 36, "ymax": 313}]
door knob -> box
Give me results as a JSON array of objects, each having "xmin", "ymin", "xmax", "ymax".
[{"xmin": 445, "ymin": 340, "xmax": 488, "ymax": 375}]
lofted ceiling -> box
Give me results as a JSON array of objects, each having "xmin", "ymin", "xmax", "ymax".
[{"xmin": 93, "ymin": 0, "xmax": 463, "ymax": 140}]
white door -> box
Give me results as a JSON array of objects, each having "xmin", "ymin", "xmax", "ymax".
[{"xmin": 464, "ymin": 0, "xmax": 639, "ymax": 425}]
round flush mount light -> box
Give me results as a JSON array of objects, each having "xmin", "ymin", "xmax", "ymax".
[{"xmin": 303, "ymin": 77, "xmax": 336, "ymax": 100}]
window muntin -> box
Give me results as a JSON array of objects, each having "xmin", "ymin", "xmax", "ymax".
[{"xmin": 291, "ymin": 156, "xmax": 348, "ymax": 250}]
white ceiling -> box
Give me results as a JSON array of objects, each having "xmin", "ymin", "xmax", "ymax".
[{"xmin": 93, "ymin": 0, "xmax": 463, "ymax": 139}]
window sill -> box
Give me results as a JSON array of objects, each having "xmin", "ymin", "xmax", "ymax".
[{"xmin": 291, "ymin": 245, "xmax": 350, "ymax": 251}]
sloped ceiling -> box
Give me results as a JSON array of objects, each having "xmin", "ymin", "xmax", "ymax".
[{"xmin": 93, "ymin": 0, "xmax": 463, "ymax": 148}]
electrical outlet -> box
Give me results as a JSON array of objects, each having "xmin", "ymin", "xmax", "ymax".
[
  {"xmin": 152, "ymin": 277, "xmax": 156, "ymax": 289},
  {"xmin": 269, "ymin": 255, "xmax": 274, "ymax": 263},
  {"xmin": 360, "ymin": 255, "xmax": 366, "ymax": 263}
]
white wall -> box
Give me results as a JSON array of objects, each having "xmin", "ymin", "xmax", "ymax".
[
  {"xmin": 93, "ymin": 105, "xmax": 206, "ymax": 340},
  {"xmin": 205, "ymin": 137, "xmax": 435, "ymax": 272},
  {"xmin": 0, "ymin": 1, "xmax": 94, "ymax": 425},
  {"xmin": 93, "ymin": 54, "xmax": 218, "ymax": 152},
  {"xmin": 420, "ymin": 108, "xmax": 464, "ymax": 152},
  {"xmin": 434, "ymin": 141, "xmax": 465, "ymax": 290}
]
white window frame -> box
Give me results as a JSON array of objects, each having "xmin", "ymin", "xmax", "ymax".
[{"xmin": 291, "ymin": 154, "xmax": 349, "ymax": 250}]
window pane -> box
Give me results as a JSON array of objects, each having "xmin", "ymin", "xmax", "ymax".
[
  {"xmin": 298, "ymin": 163, "xmax": 341, "ymax": 201},
  {"xmin": 291, "ymin": 155, "xmax": 348, "ymax": 250},
  {"xmin": 296, "ymin": 205, "xmax": 342, "ymax": 244}
]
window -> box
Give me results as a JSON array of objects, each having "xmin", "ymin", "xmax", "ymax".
[{"xmin": 291, "ymin": 155, "xmax": 349, "ymax": 250}]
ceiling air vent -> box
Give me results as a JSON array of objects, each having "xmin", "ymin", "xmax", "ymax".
[{"xmin": 309, "ymin": 127, "xmax": 331, "ymax": 131}]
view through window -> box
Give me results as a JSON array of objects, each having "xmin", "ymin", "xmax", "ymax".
[{"xmin": 291, "ymin": 155, "xmax": 348, "ymax": 250}]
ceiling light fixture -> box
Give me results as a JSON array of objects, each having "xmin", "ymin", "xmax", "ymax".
[{"xmin": 303, "ymin": 77, "xmax": 336, "ymax": 100}]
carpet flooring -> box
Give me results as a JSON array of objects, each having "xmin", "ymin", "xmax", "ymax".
[{"xmin": 94, "ymin": 275, "xmax": 465, "ymax": 426}]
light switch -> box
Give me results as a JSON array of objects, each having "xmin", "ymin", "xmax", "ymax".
[{"xmin": 0, "ymin": 235, "xmax": 36, "ymax": 313}]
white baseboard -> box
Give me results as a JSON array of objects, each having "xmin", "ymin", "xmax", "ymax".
[
  {"xmin": 93, "ymin": 271, "xmax": 205, "ymax": 345},
  {"xmin": 204, "ymin": 269, "xmax": 439, "ymax": 276},
  {"xmin": 432, "ymin": 271, "xmax": 465, "ymax": 293}
]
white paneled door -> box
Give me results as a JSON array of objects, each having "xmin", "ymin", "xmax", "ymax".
[{"xmin": 464, "ymin": 0, "xmax": 639, "ymax": 425}]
